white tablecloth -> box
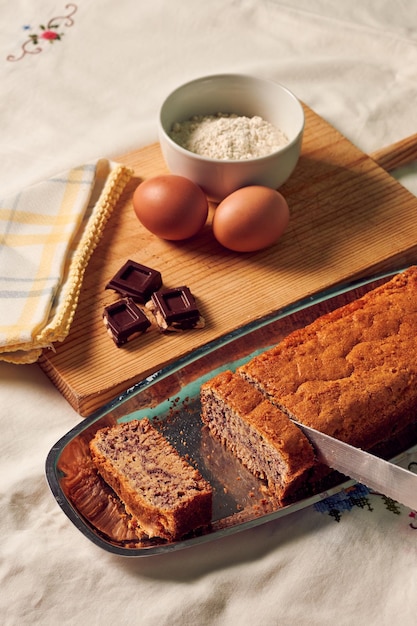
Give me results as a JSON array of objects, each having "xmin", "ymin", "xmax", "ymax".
[{"xmin": 1, "ymin": 2, "xmax": 417, "ymax": 624}]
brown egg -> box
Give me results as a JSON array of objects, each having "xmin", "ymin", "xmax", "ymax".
[
  {"xmin": 132, "ymin": 175, "xmax": 208, "ymax": 240},
  {"xmin": 212, "ymin": 186, "xmax": 290, "ymax": 252}
]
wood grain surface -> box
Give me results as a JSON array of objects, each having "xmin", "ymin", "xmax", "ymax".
[{"xmin": 39, "ymin": 104, "xmax": 417, "ymax": 416}]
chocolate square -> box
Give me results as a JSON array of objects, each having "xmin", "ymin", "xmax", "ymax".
[
  {"xmin": 148, "ymin": 286, "xmax": 204, "ymax": 331},
  {"xmin": 105, "ymin": 260, "xmax": 162, "ymax": 303},
  {"xmin": 103, "ymin": 298, "xmax": 151, "ymax": 346}
]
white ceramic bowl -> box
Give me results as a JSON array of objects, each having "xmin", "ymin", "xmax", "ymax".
[{"xmin": 158, "ymin": 74, "xmax": 304, "ymax": 201}]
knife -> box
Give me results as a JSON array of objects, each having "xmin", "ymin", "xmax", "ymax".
[{"xmin": 293, "ymin": 420, "xmax": 417, "ymax": 511}]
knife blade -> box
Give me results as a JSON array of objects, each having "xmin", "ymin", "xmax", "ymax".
[{"xmin": 293, "ymin": 420, "xmax": 417, "ymax": 511}]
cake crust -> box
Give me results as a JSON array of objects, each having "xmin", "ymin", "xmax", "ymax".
[{"xmin": 238, "ymin": 267, "xmax": 417, "ymax": 449}]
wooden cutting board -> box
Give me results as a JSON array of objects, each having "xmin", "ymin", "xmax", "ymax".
[{"xmin": 39, "ymin": 105, "xmax": 417, "ymax": 416}]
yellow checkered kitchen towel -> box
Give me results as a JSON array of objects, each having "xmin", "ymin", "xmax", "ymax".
[{"xmin": 0, "ymin": 159, "xmax": 132, "ymax": 363}]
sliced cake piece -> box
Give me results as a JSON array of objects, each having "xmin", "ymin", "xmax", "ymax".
[
  {"xmin": 200, "ymin": 370, "xmax": 315, "ymax": 503},
  {"xmin": 89, "ymin": 418, "xmax": 212, "ymax": 540}
]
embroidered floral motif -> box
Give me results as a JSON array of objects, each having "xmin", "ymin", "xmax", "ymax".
[
  {"xmin": 409, "ymin": 511, "xmax": 417, "ymax": 529},
  {"xmin": 314, "ymin": 484, "xmax": 373, "ymax": 522},
  {"xmin": 380, "ymin": 494, "xmax": 402, "ymax": 515},
  {"xmin": 31, "ymin": 27, "xmax": 62, "ymax": 44},
  {"xmin": 7, "ymin": 3, "xmax": 77, "ymax": 62},
  {"xmin": 315, "ymin": 456, "xmax": 417, "ymax": 528},
  {"xmin": 315, "ymin": 482, "xmax": 417, "ymax": 527}
]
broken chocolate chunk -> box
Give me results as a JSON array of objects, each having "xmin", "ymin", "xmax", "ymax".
[
  {"xmin": 146, "ymin": 286, "xmax": 205, "ymax": 332},
  {"xmin": 105, "ymin": 260, "xmax": 162, "ymax": 303},
  {"xmin": 103, "ymin": 298, "xmax": 151, "ymax": 346}
]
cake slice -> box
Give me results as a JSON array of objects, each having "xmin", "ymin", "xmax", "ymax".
[
  {"xmin": 200, "ymin": 370, "xmax": 315, "ymax": 503},
  {"xmin": 89, "ymin": 418, "xmax": 212, "ymax": 540}
]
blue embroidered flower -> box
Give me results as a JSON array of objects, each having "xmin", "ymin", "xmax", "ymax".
[{"xmin": 314, "ymin": 484, "xmax": 372, "ymax": 521}]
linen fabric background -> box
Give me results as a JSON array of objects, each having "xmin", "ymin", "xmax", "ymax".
[{"xmin": 1, "ymin": 1, "xmax": 417, "ymax": 624}]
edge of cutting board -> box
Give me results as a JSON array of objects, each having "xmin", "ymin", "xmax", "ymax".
[{"xmin": 39, "ymin": 104, "xmax": 417, "ymax": 416}]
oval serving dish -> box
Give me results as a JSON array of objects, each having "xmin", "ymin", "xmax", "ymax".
[{"xmin": 45, "ymin": 266, "xmax": 417, "ymax": 557}]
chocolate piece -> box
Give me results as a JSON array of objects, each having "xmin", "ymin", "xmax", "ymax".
[
  {"xmin": 103, "ymin": 298, "xmax": 151, "ymax": 346},
  {"xmin": 105, "ymin": 260, "xmax": 162, "ymax": 303},
  {"xmin": 147, "ymin": 286, "xmax": 205, "ymax": 332}
]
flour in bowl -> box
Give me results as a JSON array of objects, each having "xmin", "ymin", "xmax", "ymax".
[{"xmin": 169, "ymin": 113, "xmax": 289, "ymax": 160}]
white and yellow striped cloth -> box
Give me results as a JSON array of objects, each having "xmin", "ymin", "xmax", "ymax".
[{"xmin": 0, "ymin": 159, "xmax": 132, "ymax": 363}]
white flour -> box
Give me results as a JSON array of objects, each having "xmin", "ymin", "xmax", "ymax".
[{"xmin": 169, "ymin": 113, "xmax": 288, "ymax": 160}]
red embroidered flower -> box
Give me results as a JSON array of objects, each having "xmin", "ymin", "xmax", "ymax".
[{"xmin": 41, "ymin": 30, "xmax": 60, "ymax": 41}]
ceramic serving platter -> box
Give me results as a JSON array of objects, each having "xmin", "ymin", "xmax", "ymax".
[{"xmin": 45, "ymin": 267, "xmax": 417, "ymax": 557}]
